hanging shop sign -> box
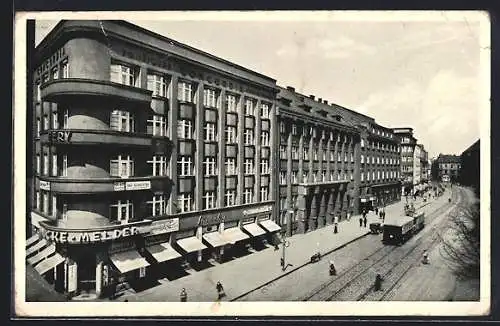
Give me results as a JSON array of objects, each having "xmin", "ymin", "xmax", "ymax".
[
  {"xmin": 198, "ymin": 214, "xmax": 225, "ymax": 227},
  {"xmin": 113, "ymin": 181, "xmax": 151, "ymax": 191},
  {"xmin": 39, "ymin": 180, "xmax": 51, "ymax": 191},
  {"xmin": 150, "ymin": 218, "xmax": 180, "ymax": 235},
  {"xmin": 42, "ymin": 226, "xmax": 140, "ymax": 244},
  {"xmin": 243, "ymin": 205, "xmax": 273, "ymax": 216}
]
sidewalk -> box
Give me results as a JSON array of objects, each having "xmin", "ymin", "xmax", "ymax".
[{"xmin": 115, "ymin": 197, "xmax": 429, "ymax": 302}]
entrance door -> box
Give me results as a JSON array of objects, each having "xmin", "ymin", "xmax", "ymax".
[{"xmin": 78, "ymin": 252, "xmax": 97, "ymax": 294}]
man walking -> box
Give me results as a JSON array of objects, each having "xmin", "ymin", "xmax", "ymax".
[{"xmin": 363, "ymin": 215, "xmax": 367, "ymax": 228}]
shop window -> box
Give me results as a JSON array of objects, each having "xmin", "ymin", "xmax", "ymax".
[
  {"xmin": 147, "ymin": 115, "xmax": 167, "ymax": 136},
  {"xmin": 110, "ymin": 200, "xmax": 134, "ymax": 224},
  {"xmin": 147, "ymin": 155, "xmax": 167, "ymax": 176},
  {"xmin": 147, "ymin": 73, "xmax": 168, "ymax": 97}
]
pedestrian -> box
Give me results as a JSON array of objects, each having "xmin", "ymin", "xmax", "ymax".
[
  {"xmin": 280, "ymin": 257, "xmax": 285, "ymax": 268},
  {"xmin": 382, "ymin": 210, "xmax": 386, "ymax": 222},
  {"xmin": 329, "ymin": 260, "xmax": 337, "ymax": 276},
  {"xmin": 379, "ymin": 210, "xmax": 383, "ymax": 219},
  {"xmin": 334, "ymin": 214, "xmax": 339, "ymax": 234},
  {"xmin": 359, "ymin": 215, "xmax": 363, "ymax": 228},
  {"xmin": 375, "ymin": 207, "xmax": 379, "ymax": 215},
  {"xmin": 180, "ymin": 288, "xmax": 187, "ymax": 302},
  {"xmin": 216, "ymin": 281, "xmax": 225, "ymax": 299},
  {"xmin": 347, "ymin": 211, "xmax": 351, "ymax": 221},
  {"xmin": 363, "ymin": 216, "xmax": 367, "ymax": 228}
]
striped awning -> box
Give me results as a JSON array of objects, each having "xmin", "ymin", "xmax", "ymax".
[
  {"xmin": 26, "ymin": 234, "xmax": 40, "ymax": 248},
  {"xmin": 26, "ymin": 239, "xmax": 48, "ymax": 257},
  {"xmin": 34, "ymin": 253, "xmax": 65, "ymax": 275},
  {"xmin": 27, "ymin": 244, "xmax": 56, "ymax": 265},
  {"xmin": 146, "ymin": 242, "xmax": 182, "ymax": 263}
]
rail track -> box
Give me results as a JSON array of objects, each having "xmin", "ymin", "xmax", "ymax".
[{"xmin": 301, "ymin": 187, "xmax": 464, "ymax": 301}]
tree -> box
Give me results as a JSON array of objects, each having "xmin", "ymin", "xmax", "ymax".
[{"xmin": 439, "ymin": 200, "xmax": 480, "ymax": 279}]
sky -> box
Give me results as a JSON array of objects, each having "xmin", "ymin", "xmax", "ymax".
[{"xmin": 34, "ymin": 12, "xmax": 486, "ymax": 158}]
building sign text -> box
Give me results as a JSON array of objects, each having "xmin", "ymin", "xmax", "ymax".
[
  {"xmin": 39, "ymin": 180, "xmax": 51, "ymax": 191},
  {"xmin": 43, "ymin": 226, "xmax": 140, "ymax": 244},
  {"xmin": 150, "ymin": 218, "xmax": 180, "ymax": 235},
  {"xmin": 243, "ymin": 205, "xmax": 273, "ymax": 216},
  {"xmin": 49, "ymin": 131, "xmax": 72, "ymax": 143}
]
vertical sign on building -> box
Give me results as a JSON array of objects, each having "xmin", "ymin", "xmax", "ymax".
[{"xmin": 67, "ymin": 263, "xmax": 77, "ymax": 293}]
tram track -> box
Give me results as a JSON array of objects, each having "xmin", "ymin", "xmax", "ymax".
[{"xmin": 300, "ymin": 189, "xmax": 460, "ymax": 301}]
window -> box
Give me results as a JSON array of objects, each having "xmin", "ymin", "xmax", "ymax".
[
  {"xmin": 51, "ymin": 154, "xmax": 57, "ymax": 176},
  {"xmin": 177, "ymin": 193, "xmax": 193, "ymax": 213},
  {"xmin": 36, "ymin": 82, "xmax": 41, "ymax": 102},
  {"xmin": 225, "ymin": 94, "xmax": 237, "ymax": 112},
  {"xmin": 280, "ymin": 122, "xmax": 286, "ymax": 134},
  {"xmin": 244, "ymin": 99, "xmax": 254, "ymax": 115},
  {"xmin": 62, "ymin": 154, "xmax": 67, "ymax": 177},
  {"xmin": 313, "ymin": 148, "xmax": 318, "ymax": 160},
  {"xmin": 204, "ymin": 123, "xmax": 217, "ymax": 142},
  {"xmin": 110, "ymin": 63, "xmax": 137, "ymax": 86},
  {"xmin": 292, "ymin": 146, "xmax": 299, "ymax": 159},
  {"xmin": 361, "ymin": 172, "xmax": 364, "ymax": 181},
  {"xmin": 261, "ymin": 103, "xmax": 270, "ymax": 119},
  {"xmin": 203, "ymin": 88, "xmax": 217, "ymax": 108},
  {"xmin": 377, "ymin": 171, "xmax": 380, "ymax": 180},
  {"xmin": 147, "ymin": 195, "xmax": 167, "ymax": 217},
  {"xmin": 36, "ymin": 154, "xmax": 41, "ymax": 174},
  {"xmin": 147, "ymin": 115, "xmax": 167, "ymax": 136},
  {"xmin": 43, "ymin": 115, "xmax": 49, "ymax": 130},
  {"xmin": 35, "ymin": 191, "xmax": 40, "ymax": 210},
  {"xmin": 244, "ymin": 129, "xmax": 254, "ymax": 145},
  {"xmin": 303, "ymin": 147, "xmax": 309, "ymax": 160},
  {"xmin": 291, "ymin": 124, "xmax": 297, "ymax": 135},
  {"xmin": 377, "ymin": 157, "xmax": 380, "ymax": 164},
  {"xmin": 344, "ymin": 153, "xmax": 348, "ymax": 162},
  {"xmin": 177, "ymin": 120, "xmax": 193, "ymax": 139},
  {"xmin": 337, "ymin": 170, "xmax": 341, "ymax": 181},
  {"xmin": 330, "ymin": 151, "xmax": 335, "ymax": 161},
  {"xmin": 244, "ymin": 159, "xmax": 254, "ymax": 174},
  {"xmin": 63, "ymin": 109, "xmax": 68, "ymax": 129},
  {"xmin": 43, "ymin": 152, "xmax": 49, "ymax": 175},
  {"xmin": 372, "ymin": 171, "xmax": 375, "ymax": 180},
  {"xmin": 42, "ymin": 74, "xmax": 49, "ymax": 84},
  {"xmin": 280, "ymin": 171, "xmax": 287, "ymax": 184},
  {"xmin": 330, "ymin": 132, "xmax": 334, "ymax": 141},
  {"xmin": 367, "ymin": 172, "xmax": 370, "ymax": 181},
  {"xmin": 350, "ymin": 171, "xmax": 354, "ymax": 180},
  {"xmin": 52, "ymin": 111, "xmax": 58, "ymax": 129},
  {"xmin": 36, "ymin": 118, "xmax": 41, "ymax": 137},
  {"xmin": 225, "ymin": 158, "xmax": 237, "ymax": 175},
  {"xmin": 43, "ymin": 191, "xmax": 49, "ymax": 214},
  {"xmin": 322, "ymin": 149, "xmax": 327, "ymax": 161},
  {"xmin": 260, "ymin": 159, "xmax": 269, "ymax": 174},
  {"xmin": 382, "ymin": 171, "xmax": 385, "ymax": 179},
  {"xmin": 61, "ymin": 61, "xmax": 69, "ymax": 78},
  {"xmin": 178, "ymin": 81, "xmax": 193, "ymax": 102},
  {"xmin": 147, "ymin": 155, "xmax": 167, "ymax": 176},
  {"xmin": 260, "ymin": 187, "xmax": 269, "ymax": 201},
  {"xmin": 322, "ymin": 170, "xmax": 327, "ymax": 182},
  {"xmin": 351, "ymin": 153, "xmax": 354, "ymax": 162},
  {"xmin": 372, "ymin": 156, "xmax": 375, "ymax": 164},
  {"xmin": 147, "ymin": 73, "xmax": 168, "ymax": 97},
  {"xmin": 177, "ymin": 156, "xmax": 193, "ymax": 176},
  {"xmin": 292, "ymin": 171, "xmax": 297, "ymax": 183},
  {"xmin": 225, "ymin": 190, "xmax": 236, "ymax": 207},
  {"xmin": 225, "ymin": 126, "xmax": 237, "ymax": 143},
  {"xmin": 204, "ymin": 157, "xmax": 217, "ymax": 176},
  {"xmin": 243, "ymin": 188, "xmax": 253, "ymax": 204},
  {"xmin": 203, "ymin": 191, "xmax": 217, "ymax": 210},
  {"xmin": 61, "ymin": 203, "xmax": 68, "ymax": 221},
  {"xmin": 361, "ymin": 155, "xmax": 365, "ymax": 164},
  {"xmin": 110, "ymin": 200, "xmax": 134, "ymax": 224},
  {"xmin": 52, "ymin": 68, "xmax": 58, "ymax": 80},
  {"xmin": 261, "ymin": 131, "xmax": 270, "ymax": 146},
  {"xmin": 110, "ymin": 110, "xmax": 134, "ymax": 132},
  {"xmin": 303, "ymin": 172, "xmax": 308, "ymax": 183},
  {"xmin": 110, "ymin": 155, "xmax": 134, "ymax": 178},
  {"xmin": 279, "ymin": 145, "xmax": 287, "ymax": 159},
  {"xmin": 337, "ymin": 153, "xmax": 341, "ymax": 162}
]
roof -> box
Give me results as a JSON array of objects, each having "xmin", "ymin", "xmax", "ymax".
[
  {"xmin": 437, "ymin": 154, "xmax": 461, "ymax": 163},
  {"xmin": 35, "ymin": 20, "xmax": 278, "ymax": 90},
  {"xmin": 461, "ymin": 139, "xmax": 480, "ymax": 155}
]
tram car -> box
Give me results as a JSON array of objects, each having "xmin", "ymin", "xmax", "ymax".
[
  {"xmin": 412, "ymin": 212, "xmax": 425, "ymax": 233},
  {"xmin": 382, "ymin": 216, "xmax": 415, "ymax": 245}
]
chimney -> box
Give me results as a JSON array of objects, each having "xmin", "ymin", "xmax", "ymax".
[
  {"xmin": 318, "ymin": 97, "xmax": 322, "ymax": 103},
  {"xmin": 286, "ymin": 86, "xmax": 295, "ymax": 92},
  {"xmin": 323, "ymin": 100, "xmax": 328, "ymax": 104},
  {"xmin": 309, "ymin": 95, "xmax": 315, "ymax": 100}
]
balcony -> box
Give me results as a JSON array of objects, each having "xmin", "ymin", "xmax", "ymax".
[
  {"xmin": 40, "ymin": 79, "xmax": 152, "ymax": 104},
  {"xmin": 36, "ymin": 176, "xmax": 172, "ymax": 194},
  {"xmin": 40, "ymin": 129, "xmax": 171, "ymax": 149}
]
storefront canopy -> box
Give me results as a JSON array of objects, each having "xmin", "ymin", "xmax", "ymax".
[
  {"xmin": 26, "ymin": 234, "xmax": 40, "ymax": 248},
  {"xmin": 203, "ymin": 232, "xmax": 229, "ymax": 248},
  {"xmin": 34, "ymin": 253, "xmax": 65, "ymax": 275},
  {"xmin": 146, "ymin": 242, "xmax": 182, "ymax": 263},
  {"xmin": 110, "ymin": 250, "xmax": 150, "ymax": 274},
  {"xmin": 222, "ymin": 227, "xmax": 250, "ymax": 244},
  {"xmin": 176, "ymin": 236, "xmax": 207, "ymax": 253},
  {"xmin": 258, "ymin": 220, "xmax": 282, "ymax": 233},
  {"xmin": 27, "ymin": 244, "xmax": 56, "ymax": 266},
  {"xmin": 26, "ymin": 239, "xmax": 48, "ymax": 257},
  {"xmin": 242, "ymin": 223, "xmax": 266, "ymax": 237}
]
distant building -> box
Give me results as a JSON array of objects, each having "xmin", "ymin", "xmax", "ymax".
[
  {"xmin": 435, "ymin": 154, "xmax": 461, "ymax": 182},
  {"xmin": 392, "ymin": 127, "xmax": 417, "ymax": 195},
  {"xmin": 459, "ymin": 140, "xmax": 480, "ymax": 196}
]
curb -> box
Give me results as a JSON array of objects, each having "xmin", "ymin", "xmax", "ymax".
[{"xmin": 230, "ymin": 230, "xmax": 371, "ymax": 301}]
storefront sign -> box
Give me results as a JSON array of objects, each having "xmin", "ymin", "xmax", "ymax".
[
  {"xmin": 113, "ymin": 182, "xmax": 125, "ymax": 191},
  {"xmin": 150, "ymin": 218, "xmax": 179, "ymax": 235},
  {"xmin": 243, "ymin": 205, "xmax": 273, "ymax": 216},
  {"xmin": 198, "ymin": 214, "xmax": 224, "ymax": 227},
  {"xmin": 139, "ymin": 266, "xmax": 146, "ymax": 278},
  {"xmin": 67, "ymin": 263, "xmax": 77, "ymax": 293},
  {"xmin": 43, "ymin": 226, "xmax": 140, "ymax": 244},
  {"xmin": 126, "ymin": 181, "xmax": 151, "ymax": 191},
  {"xmin": 49, "ymin": 130, "xmax": 72, "ymax": 143},
  {"xmin": 242, "ymin": 217, "xmax": 254, "ymax": 225},
  {"xmin": 39, "ymin": 180, "xmax": 50, "ymax": 191}
]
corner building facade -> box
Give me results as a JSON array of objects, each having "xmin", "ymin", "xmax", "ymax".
[
  {"xmin": 276, "ymin": 88, "xmax": 361, "ymax": 237},
  {"xmin": 27, "ymin": 20, "xmax": 281, "ymax": 298}
]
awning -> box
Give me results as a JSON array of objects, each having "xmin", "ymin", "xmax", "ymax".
[
  {"xmin": 26, "ymin": 234, "xmax": 40, "ymax": 248},
  {"xmin": 34, "ymin": 253, "xmax": 65, "ymax": 275},
  {"xmin": 258, "ymin": 220, "xmax": 282, "ymax": 233},
  {"xmin": 26, "ymin": 239, "xmax": 48, "ymax": 257},
  {"xmin": 110, "ymin": 250, "xmax": 150, "ymax": 274},
  {"xmin": 222, "ymin": 227, "xmax": 250, "ymax": 244},
  {"xmin": 242, "ymin": 223, "xmax": 266, "ymax": 237},
  {"xmin": 203, "ymin": 232, "xmax": 229, "ymax": 247},
  {"xmin": 27, "ymin": 244, "xmax": 56, "ymax": 265},
  {"xmin": 146, "ymin": 242, "xmax": 182, "ymax": 263},
  {"xmin": 176, "ymin": 236, "xmax": 207, "ymax": 253}
]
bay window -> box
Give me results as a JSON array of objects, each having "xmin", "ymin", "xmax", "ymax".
[
  {"xmin": 110, "ymin": 155, "xmax": 134, "ymax": 178},
  {"xmin": 110, "ymin": 200, "xmax": 134, "ymax": 224}
]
